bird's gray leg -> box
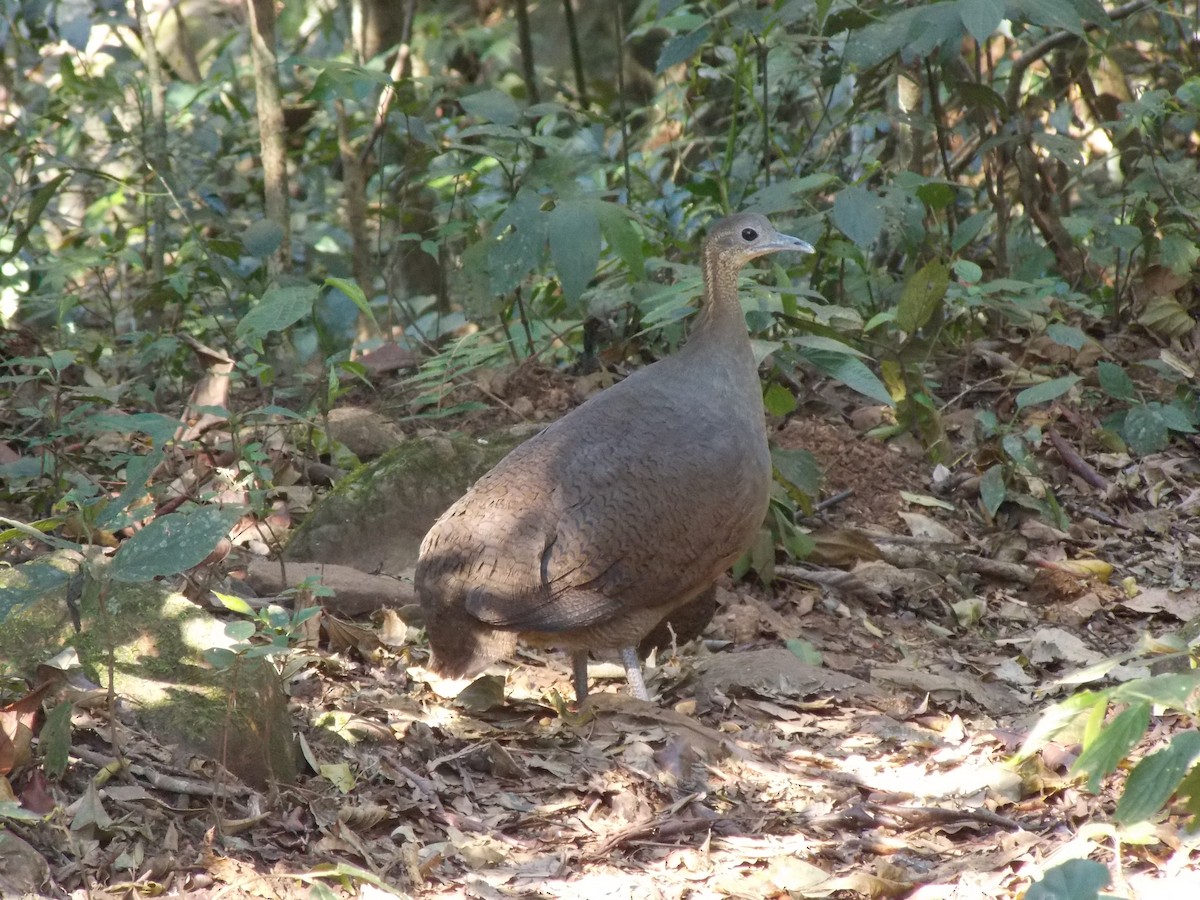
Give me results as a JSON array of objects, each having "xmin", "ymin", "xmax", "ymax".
[
  {"xmin": 620, "ymin": 646, "xmax": 651, "ymax": 701},
  {"xmin": 572, "ymin": 650, "xmax": 589, "ymax": 703}
]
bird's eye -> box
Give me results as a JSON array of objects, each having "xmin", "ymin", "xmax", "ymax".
[{"xmin": 741, "ymin": 227, "xmax": 758, "ymax": 241}]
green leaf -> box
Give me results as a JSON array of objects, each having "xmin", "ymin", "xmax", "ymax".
[
  {"xmin": 980, "ymin": 464, "xmax": 1006, "ymax": 517},
  {"xmin": 1025, "ymin": 859, "xmax": 1111, "ymax": 900},
  {"xmin": 225, "ymin": 620, "xmax": 257, "ymax": 641},
  {"xmin": 959, "ymin": 0, "xmax": 1004, "ymax": 42},
  {"xmin": 1071, "ymin": 702, "xmax": 1151, "ymax": 792},
  {"xmin": 656, "ymin": 25, "xmax": 712, "ymax": 73},
  {"xmin": 896, "ymin": 261, "xmax": 949, "ymax": 333},
  {"xmin": 1123, "ymin": 404, "xmax": 1169, "ymax": 455},
  {"xmin": 1155, "ymin": 402, "xmax": 1197, "ymax": 434},
  {"xmin": 1010, "ymin": 0, "xmax": 1085, "ymax": 34},
  {"xmin": 801, "ymin": 349, "xmax": 894, "ymax": 406},
  {"xmin": 1115, "ymin": 731, "xmax": 1200, "ymax": 825},
  {"xmin": 41, "ymin": 701, "xmax": 73, "ymax": 778},
  {"xmin": 489, "ymin": 190, "xmax": 548, "ymax": 296},
  {"xmin": 831, "ymin": 186, "xmax": 885, "ymax": 249},
  {"xmin": 1160, "ymin": 233, "xmax": 1200, "ymax": 275},
  {"xmin": 325, "ymin": 277, "xmax": 380, "ymax": 333},
  {"xmin": 5, "ymin": 171, "xmax": 70, "ymax": 262},
  {"xmin": 95, "ymin": 451, "xmax": 164, "ymax": 529},
  {"xmin": 0, "ymin": 561, "xmax": 73, "ymax": 622},
  {"xmin": 951, "ymin": 209, "xmax": 990, "ymax": 253},
  {"xmin": 241, "ymin": 219, "xmax": 284, "ymax": 257},
  {"xmin": 953, "ymin": 259, "xmax": 982, "ymax": 284},
  {"xmin": 772, "ymin": 447, "xmax": 822, "ymax": 497},
  {"xmin": 594, "ymin": 203, "xmax": 644, "ymax": 280},
  {"xmin": 1015, "ymin": 375, "xmax": 1081, "ymax": 409},
  {"xmin": 237, "ymin": 285, "xmax": 320, "ymax": 344},
  {"xmin": 459, "ymin": 89, "xmax": 521, "ymax": 127},
  {"xmin": 1046, "ymin": 324, "xmax": 1087, "ymax": 350},
  {"xmin": 915, "ymin": 181, "xmax": 956, "ymax": 210},
  {"xmin": 548, "ymin": 201, "xmax": 602, "ymax": 307},
  {"xmin": 1097, "ymin": 361, "xmax": 1135, "ymax": 401},
  {"xmin": 85, "ymin": 413, "xmax": 180, "ymax": 447},
  {"xmin": 785, "ymin": 638, "xmax": 822, "ymax": 665},
  {"xmin": 1111, "ymin": 673, "xmax": 1200, "ymax": 709},
  {"xmin": 110, "ymin": 505, "xmax": 244, "ymax": 582},
  {"xmin": 787, "ymin": 334, "xmax": 870, "ymax": 357},
  {"xmin": 763, "ymin": 382, "xmax": 797, "ymax": 417}
]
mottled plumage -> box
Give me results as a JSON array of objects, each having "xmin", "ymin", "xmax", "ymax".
[{"xmin": 417, "ymin": 214, "xmax": 813, "ymax": 701}]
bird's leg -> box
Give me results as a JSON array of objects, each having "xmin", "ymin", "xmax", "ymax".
[
  {"xmin": 620, "ymin": 646, "xmax": 651, "ymax": 701},
  {"xmin": 572, "ymin": 650, "xmax": 589, "ymax": 703}
]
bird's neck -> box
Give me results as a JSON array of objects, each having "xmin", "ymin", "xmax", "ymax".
[{"xmin": 688, "ymin": 247, "xmax": 749, "ymax": 353}]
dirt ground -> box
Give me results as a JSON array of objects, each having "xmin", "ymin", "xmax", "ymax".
[{"xmin": 4, "ymin": 359, "xmax": 1200, "ymax": 899}]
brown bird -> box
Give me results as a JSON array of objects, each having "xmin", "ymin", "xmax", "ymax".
[{"xmin": 417, "ymin": 213, "xmax": 814, "ymax": 701}]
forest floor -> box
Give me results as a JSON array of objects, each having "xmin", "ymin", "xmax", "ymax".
[{"xmin": 5, "ymin": 353, "xmax": 1200, "ymax": 899}]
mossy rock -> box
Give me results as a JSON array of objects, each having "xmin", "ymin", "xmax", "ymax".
[
  {"xmin": 0, "ymin": 554, "xmax": 296, "ymax": 788},
  {"xmin": 286, "ymin": 429, "xmax": 532, "ymax": 575}
]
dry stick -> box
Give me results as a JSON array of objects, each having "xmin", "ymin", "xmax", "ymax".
[
  {"xmin": 130, "ymin": 0, "xmax": 168, "ymax": 283},
  {"xmin": 1047, "ymin": 427, "xmax": 1109, "ymax": 491},
  {"xmin": 561, "ymin": 0, "xmax": 589, "ymax": 109},
  {"xmin": 868, "ymin": 801, "xmax": 1024, "ymax": 832},
  {"xmin": 612, "ymin": 1, "xmax": 632, "ymax": 199},
  {"xmin": 512, "ymin": 0, "xmax": 541, "ymax": 105},
  {"xmin": 359, "ymin": 0, "xmax": 417, "ymax": 167},
  {"xmin": 246, "ymin": 0, "xmax": 292, "ymax": 274},
  {"xmin": 1002, "ymin": 0, "xmax": 1154, "ymax": 114}
]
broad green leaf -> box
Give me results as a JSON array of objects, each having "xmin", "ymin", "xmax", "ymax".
[
  {"xmin": 657, "ymin": 25, "xmax": 712, "ymax": 73},
  {"xmin": 897, "ymin": 261, "xmax": 949, "ymax": 333},
  {"xmin": 1071, "ymin": 702, "xmax": 1151, "ymax": 791},
  {"xmin": 489, "ymin": 190, "xmax": 548, "ymax": 296},
  {"xmin": 1115, "ymin": 731, "xmax": 1200, "ymax": 825},
  {"xmin": 802, "ymin": 349, "xmax": 893, "ymax": 406},
  {"xmin": 1096, "ymin": 361, "xmax": 1135, "ymax": 401},
  {"xmin": 95, "ymin": 451, "xmax": 163, "ymax": 529},
  {"xmin": 951, "ymin": 209, "xmax": 991, "ymax": 253},
  {"xmin": 325, "ymin": 276, "xmax": 379, "ymax": 333},
  {"xmin": 459, "ymin": 89, "xmax": 521, "ymax": 126},
  {"xmin": 785, "ymin": 638, "xmax": 822, "ymax": 665},
  {"xmin": 1015, "ymin": 375, "xmax": 1081, "ymax": 409},
  {"xmin": 953, "ymin": 259, "xmax": 982, "ymax": 284},
  {"xmin": 225, "ymin": 620, "xmax": 257, "ymax": 641},
  {"xmin": 241, "ymin": 219, "xmax": 284, "ymax": 257},
  {"xmin": 110, "ymin": 505, "xmax": 244, "ymax": 582},
  {"xmin": 1025, "ymin": 859, "xmax": 1111, "ymax": 900},
  {"xmin": 787, "ymin": 334, "xmax": 870, "ymax": 357},
  {"xmin": 915, "ymin": 181, "xmax": 956, "ymax": 210},
  {"xmin": 594, "ymin": 203, "xmax": 644, "ymax": 280},
  {"xmin": 1123, "ymin": 404, "xmax": 1169, "ymax": 455},
  {"xmin": 959, "ymin": 0, "xmax": 1004, "ymax": 42},
  {"xmin": 548, "ymin": 201, "xmax": 602, "ymax": 307},
  {"xmin": 1111, "ymin": 672, "xmax": 1200, "ymax": 708},
  {"xmin": 1160, "ymin": 233, "xmax": 1200, "ymax": 275},
  {"xmin": 980, "ymin": 464, "xmax": 1006, "ymax": 517},
  {"xmin": 1046, "ymin": 324, "xmax": 1087, "ymax": 350},
  {"xmin": 1010, "ymin": 0, "xmax": 1085, "ymax": 34},
  {"xmin": 5, "ymin": 171, "xmax": 70, "ymax": 261},
  {"xmin": 237, "ymin": 285, "xmax": 320, "ymax": 343},
  {"xmin": 41, "ymin": 701, "xmax": 72, "ymax": 778},
  {"xmin": 1155, "ymin": 402, "xmax": 1197, "ymax": 433},
  {"xmin": 772, "ymin": 447, "xmax": 822, "ymax": 497},
  {"xmin": 763, "ymin": 382, "xmax": 797, "ymax": 417},
  {"xmin": 831, "ymin": 186, "xmax": 885, "ymax": 249},
  {"xmin": 0, "ymin": 561, "xmax": 73, "ymax": 622}
]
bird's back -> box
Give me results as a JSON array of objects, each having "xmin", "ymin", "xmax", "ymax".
[{"xmin": 417, "ymin": 347, "xmax": 771, "ymax": 678}]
